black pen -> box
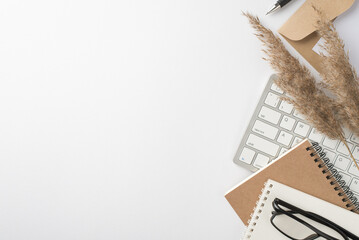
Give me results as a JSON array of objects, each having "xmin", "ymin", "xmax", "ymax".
[{"xmin": 266, "ymin": 0, "xmax": 294, "ymax": 15}]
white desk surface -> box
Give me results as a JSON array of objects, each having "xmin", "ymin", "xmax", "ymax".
[{"xmin": 0, "ymin": 1, "xmax": 358, "ymax": 239}]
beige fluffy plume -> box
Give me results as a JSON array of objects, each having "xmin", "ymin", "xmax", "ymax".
[
  {"xmin": 243, "ymin": 12, "xmax": 343, "ymax": 139},
  {"xmin": 243, "ymin": 12, "xmax": 359, "ymax": 171},
  {"xmin": 315, "ymin": 8, "xmax": 359, "ymax": 137}
]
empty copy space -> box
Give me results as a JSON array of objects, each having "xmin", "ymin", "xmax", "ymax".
[{"xmin": 0, "ymin": 0, "xmax": 358, "ymax": 240}]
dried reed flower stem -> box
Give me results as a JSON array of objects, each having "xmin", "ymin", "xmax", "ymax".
[
  {"xmin": 243, "ymin": 12, "xmax": 343, "ymax": 138},
  {"xmin": 314, "ymin": 7, "xmax": 359, "ymax": 170},
  {"xmin": 315, "ymin": 7, "xmax": 359, "ymax": 137},
  {"xmin": 243, "ymin": 12, "xmax": 359, "ymax": 171}
]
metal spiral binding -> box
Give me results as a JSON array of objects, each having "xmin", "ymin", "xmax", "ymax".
[
  {"xmin": 306, "ymin": 142, "xmax": 359, "ymax": 212},
  {"xmin": 245, "ymin": 181, "xmax": 273, "ymax": 239}
]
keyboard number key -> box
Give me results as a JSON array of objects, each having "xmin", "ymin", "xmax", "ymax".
[
  {"xmin": 264, "ymin": 92, "xmax": 280, "ymax": 108},
  {"xmin": 238, "ymin": 147, "xmax": 255, "ymax": 164},
  {"xmin": 280, "ymin": 116, "xmax": 295, "ymax": 131},
  {"xmin": 277, "ymin": 131, "xmax": 293, "ymax": 146},
  {"xmin": 294, "ymin": 122, "xmax": 310, "ymax": 137},
  {"xmin": 253, "ymin": 154, "xmax": 270, "ymax": 169}
]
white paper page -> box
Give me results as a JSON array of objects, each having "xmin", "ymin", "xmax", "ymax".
[{"xmin": 244, "ymin": 180, "xmax": 359, "ymax": 239}]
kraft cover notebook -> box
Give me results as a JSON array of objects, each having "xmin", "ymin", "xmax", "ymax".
[
  {"xmin": 225, "ymin": 139, "xmax": 358, "ymax": 225},
  {"xmin": 243, "ymin": 180, "xmax": 359, "ymax": 239}
]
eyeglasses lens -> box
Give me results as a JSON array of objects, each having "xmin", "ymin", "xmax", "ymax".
[{"xmin": 272, "ymin": 213, "xmax": 346, "ymax": 240}]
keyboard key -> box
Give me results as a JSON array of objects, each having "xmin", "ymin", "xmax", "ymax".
[
  {"xmin": 238, "ymin": 147, "xmax": 256, "ymax": 164},
  {"xmin": 278, "ymin": 148, "xmax": 288, "ymax": 156},
  {"xmin": 277, "ymin": 131, "xmax": 293, "ymax": 146},
  {"xmin": 337, "ymin": 141, "xmax": 353, "ymax": 156},
  {"xmin": 351, "ymin": 134, "xmax": 359, "ymax": 144},
  {"xmin": 308, "ymin": 128, "xmax": 324, "ymax": 143},
  {"xmin": 252, "ymin": 120, "xmax": 279, "ymax": 140},
  {"xmin": 270, "ymin": 83, "xmax": 283, "ymax": 94},
  {"xmin": 280, "ymin": 116, "xmax": 296, "ymax": 131},
  {"xmin": 322, "ymin": 149, "xmax": 336, "ymax": 163},
  {"xmin": 291, "ymin": 137, "xmax": 303, "ymax": 147},
  {"xmin": 253, "ymin": 154, "xmax": 270, "ymax": 168},
  {"xmin": 278, "ymin": 101, "xmax": 293, "ymax": 114},
  {"xmin": 258, "ymin": 106, "xmax": 281, "ymax": 125},
  {"xmin": 293, "ymin": 110, "xmax": 305, "ymax": 120},
  {"xmin": 339, "ymin": 172, "xmax": 351, "ymax": 184},
  {"xmin": 294, "ymin": 122, "xmax": 310, "ymax": 137},
  {"xmin": 343, "ymin": 128, "xmax": 352, "ymax": 139},
  {"xmin": 353, "ymin": 146, "xmax": 359, "ymax": 160},
  {"xmin": 350, "ymin": 178, "xmax": 359, "ymax": 193},
  {"xmin": 334, "ymin": 155, "xmax": 351, "ymax": 171},
  {"xmin": 322, "ymin": 138, "xmax": 338, "ymax": 150},
  {"xmin": 348, "ymin": 162, "xmax": 359, "ymax": 177},
  {"xmin": 246, "ymin": 134, "xmax": 280, "ymax": 157},
  {"xmin": 264, "ymin": 92, "xmax": 280, "ymax": 108}
]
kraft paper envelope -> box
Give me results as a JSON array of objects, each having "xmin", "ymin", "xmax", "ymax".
[{"xmin": 278, "ymin": 0, "xmax": 355, "ymax": 73}]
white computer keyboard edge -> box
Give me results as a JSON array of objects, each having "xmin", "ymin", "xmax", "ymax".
[{"xmin": 233, "ymin": 74, "xmax": 359, "ymax": 198}]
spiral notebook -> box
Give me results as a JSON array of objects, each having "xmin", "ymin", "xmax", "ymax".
[
  {"xmin": 244, "ymin": 180, "xmax": 359, "ymax": 239},
  {"xmin": 225, "ymin": 139, "xmax": 359, "ymax": 225}
]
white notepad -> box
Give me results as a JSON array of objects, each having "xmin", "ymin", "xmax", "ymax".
[{"xmin": 244, "ymin": 180, "xmax": 359, "ymax": 239}]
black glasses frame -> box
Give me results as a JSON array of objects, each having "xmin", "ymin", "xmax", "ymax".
[{"xmin": 270, "ymin": 198, "xmax": 359, "ymax": 240}]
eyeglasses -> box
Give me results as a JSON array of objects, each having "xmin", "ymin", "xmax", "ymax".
[{"xmin": 270, "ymin": 198, "xmax": 359, "ymax": 240}]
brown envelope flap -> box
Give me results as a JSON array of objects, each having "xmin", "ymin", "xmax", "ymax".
[{"xmin": 278, "ymin": 0, "xmax": 355, "ymax": 41}]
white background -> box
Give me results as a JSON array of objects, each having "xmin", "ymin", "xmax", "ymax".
[{"xmin": 0, "ymin": 1, "xmax": 358, "ymax": 239}]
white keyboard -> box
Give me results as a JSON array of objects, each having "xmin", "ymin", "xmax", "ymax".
[{"xmin": 234, "ymin": 75, "xmax": 359, "ymax": 198}]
